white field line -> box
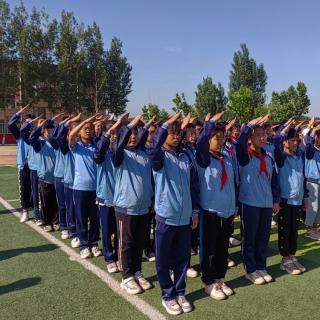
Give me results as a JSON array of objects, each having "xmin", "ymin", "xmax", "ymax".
[{"xmin": 0, "ymin": 195, "xmax": 167, "ymax": 320}]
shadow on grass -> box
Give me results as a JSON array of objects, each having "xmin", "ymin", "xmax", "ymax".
[
  {"xmin": 0, "ymin": 277, "xmax": 41, "ymax": 296},
  {"xmin": 0, "ymin": 208, "xmax": 20, "ymax": 215},
  {"xmin": 0, "ymin": 244, "xmax": 57, "ymax": 261}
]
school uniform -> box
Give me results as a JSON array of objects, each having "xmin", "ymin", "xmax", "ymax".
[
  {"xmin": 305, "ymin": 135, "xmax": 320, "ymax": 227},
  {"xmin": 72, "ymin": 140, "xmax": 99, "ymax": 250},
  {"xmin": 51, "ymin": 125, "xmax": 68, "ymax": 232},
  {"xmin": 150, "ymin": 124, "xmax": 200, "ymax": 300},
  {"xmin": 112, "ymin": 125, "xmax": 153, "ymax": 280},
  {"xmin": 196, "ymin": 120, "xmax": 237, "ymax": 284},
  {"xmin": 274, "ymin": 136, "xmax": 307, "ymax": 256},
  {"xmin": 20, "ymin": 122, "xmax": 42, "ymax": 220},
  {"xmin": 236, "ymin": 124, "xmax": 280, "ymax": 274},
  {"xmin": 8, "ymin": 113, "xmax": 32, "ymax": 211},
  {"xmin": 29, "ymin": 123, "xmax": 58, "ymax": 226},
  {"xmin": 94, "ymin": 133, "xmax": 118, "ymax": 264},
  {"xmin": 57, "ymin": 124, "xmax": 77, "ymax": 239}
]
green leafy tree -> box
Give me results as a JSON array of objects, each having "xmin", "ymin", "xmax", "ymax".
[
  {"xmin": 228, "ymin": 85, "xmax": 257, "ymax": 122},
  {"xmin": 142, "ymin": 103, "xmax": 169, "ymax": 121},
  {"xmin": 172, "ymin": 93, "xmax": 196, "ymax": 116},
  {"xmin": 269, "ymin": 82, "xmax": 310, "ymax": 122},
  {"xmin": 104, "ymin": 37, "xmax": 132, "ymax": 115},
  {"xmin": 195, "ymin": 77, "xmax": 227, "ymax": 118},
  {"xmin": 229, "ymin": 43, "xmax": 267, "ymax": 112}
]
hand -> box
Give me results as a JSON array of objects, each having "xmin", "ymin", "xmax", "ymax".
[
  {"xmin": 273, "ymin": 202, "xmax": 280, "ymax": 214},
  {"xmin": 146, "ymin": 115, "xmax": 156, "ymax": 128},
  {"xmin": 107, "ymin": 112, "xmax": 130, "ymax": 134},
  {"xmin": 30, "ymin": 115, "xmax": 42, "ymax": 125},
  {"xmin": 302, "ymin": 199, "xmax": 308, "ymax": 211},
  {"xmin": 165, "ymin": 112, "xmax": 181, "ymax": 126},
  {"xmin": 295, "ymin": 120, "xmax": 308, "ymax": 130},
  {"xmin": 181, "ymin": 113, "xmax": 191, "ymax": 130},
  {"xmin": 38, "ymin": 119, "xmax": 48, "ymax": 127},
  {"xmin": 190, "ymin": 116, "xmax": 198, "ymax": 125},
  {"xmin": 205, "ymin": 113, "xmax": 211, "ymax": 122},
  {"xmin": 226, "ymin": 118, "xmax": 236, "ymax": 132},
  {"xmin": 312, "ymin": 123, "xmax": 320, "ymax": 135},
  {"xmin": 52, "ymin": 112, "xmax": 66, "ymax": 122},
  {"xmin": 191, "ymin": 216, "xmax": 199, "ymax": 230},
  {"xmin": 129, "ymin": 114, "xmax": 143, "ymax": 128},
  {"xmin": 249, "ymin": 116, "xmax": 263, "ymax": 127},
  {"xmin": 308, "ymin": 116, "xmax": 316, "ymax": 128},
  {"xmin": 66, "ymin": 113, "xmax": 82, "ymax": 125},
  {"xmin": 18, "ymin": 104, "xmax": 31, "ymax": 114},
  {"xmin": 211, "ymin": 111, "xmax": 225, "ymax": 123}
]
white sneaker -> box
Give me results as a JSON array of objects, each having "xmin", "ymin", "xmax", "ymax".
[
  {"xmin": 228, "ymin": 258, "xmax": 236, "ymax": 268},
  {"xmin": 91, "ymin": 246, "xmax": 102, "ymax": 257},
  {"xmin": 305, "ymin": 230, "xmax": 320, "ymax": 240},
  {"xmin": 216, "ymin": 279, "xmax": 234, "ymax": 296},
  {"xmin": 271, "ymin": 220, "xmax": 277, "ymax": 226},
  {"xmin": 290, "ymin": 256, "xmax": 306, "ymax": 272},
  {"xmin": 116, "ymin": 261, "xmax": 123, "ymax": 272},
  {"xmin": 134, "ymin": 271, "xmax": 152, "ymax": 290},
  {"xmin": 71, "ymin": 237, "xmax": 80, "ymax": 248},
  {"xmin": 61, "ymin": 230, "xmax": 69, "ymax": 240},
  {"xmin": 20, "ymin": 210, "xmax": 29, "ymax": 223},
  {"xmin": 245, "ymin": 271, "xmax": 266, "ymax": 285},
  {"xmin": 257, "ymin": 270, "xmax": 273, "ymax": 283},
  {"xmin": 162, "ymin": 299, "xmax": 182, "ymax": 316},
  {"xmin": 187, "ymin": 268, "xmax": 198, "ymax": 278},
  {"xmin": 176, "ymin": 295, "xmax": 192, "ymax": 313},
  {"xmin": 120, "ymin": 277, "xmax": 142, "ymax": 295},
  {"xmin": 204, "ymin": 282, "xmax": 227, "ymax": 300},
  {"xmin": 229, "ymin": 237, "xmax": 241, "ymax": 246},
  {"xmin": 107, "ymin": 262, "xmax": 119, "ymax": 273},
  {"xmin": 280, "ymin": 260, "xmax": 301, "ymax": 275},
  {"xmin": 80, "ymin": 248, "xmax": 91, "ymax": 259},
  {"xmin": 43, "ymin": 225, "xmax": 53, "ymax": 232},
  {"xmin": 35, "ymin": 219, "xmax": 43, "ymax": 226},
  {"xmin": 53, "ymin": 224, "xmax": 60, "ymax": 231}
]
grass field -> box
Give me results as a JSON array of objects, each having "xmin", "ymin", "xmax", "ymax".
[{"xmin": 1, "ymin": 165, "xmax": 320, "ymax": 319}]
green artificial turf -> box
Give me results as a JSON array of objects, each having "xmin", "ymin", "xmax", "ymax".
[{"xmin": 1, "ymin": 165, "xmax": 320, "ymax": 319}]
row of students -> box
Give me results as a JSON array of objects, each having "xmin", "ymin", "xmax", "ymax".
[{"xmin": 8, "ymin": 107, "xmax": 320, "ymax": 316}]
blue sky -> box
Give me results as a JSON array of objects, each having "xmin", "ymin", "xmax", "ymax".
[{"xmin": 9, "ymin": 0, "xmax": 320, "ymax": 115}]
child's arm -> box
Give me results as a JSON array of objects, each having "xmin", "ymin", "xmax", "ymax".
[
  {"xmin": 196, "ymin": 120, "xmax": 215, "ymax": 168},
  {"xmin": 305, "ymin": 124, "xmax": 320, "ymax": 160},
  {"xmin": 149, "ymin": 113, "xmax": 181, "ymax": 171},
  {"xmin": 236, "ymin": 116, "xmax": 266, "ymax": 166},
  {"xmin": 29, "ymin": 120, "xmax": 47, "ymax": 153},
  {"xmin": 271, "ymin": 166, "xmax": 280, "ymax": 213},
  {"xmin": 94, "ymin": 115, "xmax": 127, "ymax": 164},
  {"xmin": 68, "ymin": 114, "xmax": 98, "ymax": 147},
  {"xmin": 137, "ymin": 116, "xmax": 156, "ymax": 151},
  {"xmin": 112, "ymin": 113, "xmax": 141, "ymax": 167},
  {"xmin": 7, "ymin": 104, "xmax": 31, "ymax": 140}
]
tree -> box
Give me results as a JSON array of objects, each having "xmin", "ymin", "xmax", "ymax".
[
  {"xmin": 229, "ymin": 43, "xmax": 267, "ymax": 111},
  {"xmin": 194, "ymin": 77, "xmax": 227, "ymax": 118},
  {"xmin": 82, "ymin": 22, "xmax": 107, "ymax": 113},
  {"xmin": 269, "ymin": 82, "xmax": 310, "ymax": 122},
  {"xmin": 0, "ymin": 0, "xmax": 15, "ymax": 107},
  {"xmin": 104, "ymin": 37, "xmax": 132, "ymax": 115},
  {"xmin": 172, "ymin": 93, "xmax": 196, "ymax": 116},
  {"xmin": 142, "ymin": 103, "xmax": 169, "ymax": 121},
  {"xmin": 228, "ymin": 85, "xmax": 257, "ymax": 122}
]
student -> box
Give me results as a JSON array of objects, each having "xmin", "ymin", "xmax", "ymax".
[
  {"xmin": 68, "ymin": 115, "xmax": 102, "ymax": 259},
  {"xmin": 57, "ymin": 114, "xmax": 82, "ymax": 248},
  {"xmin": 274, "ymin": 124, "xmax": 308, "ymax": 274},
  {"xmin": 236, "ymin": 115, "xmax": 280, "ymax": 285},
  {"xmin": 150, "ymin": 113, "xmax": 199, "ymax": 316},
  {"xmin": 7, "ymin": 104, "xmax": 33, "ymax": 222},
  {"xmin": 196, "ymin": 112, "xmax": 236, "ymax": 300},
  {"xmin": 304, "ymin": 123, "xmax": 320, "ymax": 240},
  {"xmin": 51, "ymin": 114, "xmax": 69, "ymax": 239},
  {"xmin": 144, "ymin": 121, "xmax": 157, "ymax": 262},
  {"xmin": 20, "ymin": 113, "xmax": 43, "ymax": 225},
  {"xmin": 181, "ymin": 119, "xmax": 199, "ymax": 278},
  {"xmin": 112, "ymin": 114, "xmax": 153, "ymax": 294},
  {"xmin": 29, "ymin": 118, "xmax": 59, "ymax": 231},
  {"xmin": 94, "ymin": 114, "xmax": 128, "ymax": 273}
]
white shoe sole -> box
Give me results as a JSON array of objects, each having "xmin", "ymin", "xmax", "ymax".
[
  {"xmin": 120, "ymin": 282, "xmax": 142, "ymax": 295},
  {"xmin": 161, "ymin": 300, "xmax": 182, "ymax": 315},
  {"xmin": 280, "ymin": 264, "xmax": 301, "ymax": 275},
  {"xmin": 245, "ymin": 274, "xmax": 265, "ymax": 285},
  {"xmin": 205, "ymin": 288, "xmax": 227, "ymax": 300}
]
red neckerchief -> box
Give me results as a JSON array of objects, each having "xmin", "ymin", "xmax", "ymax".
[
  {"xmin": 213, "ymin": 154, "xmax": 228, "ymax": 191},
  {"xmin": 229, "ymin": 136, "xmax": 238, "ymax": 145},
  {"xmin": 247, "ymin": 147, "xmax": 269, "ymax": 178},
  {"xmin": 226, "ymin": 144, "xmax": 234, "ymax": 159}
]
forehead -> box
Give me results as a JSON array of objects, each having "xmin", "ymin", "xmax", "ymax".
[
  {"xmin": 82, "ymin": 123, "xmax": 93, "ymax": 130},
  {"xmin": 252, "ymin": 127, "xmax": 265, "ymax": 135}
]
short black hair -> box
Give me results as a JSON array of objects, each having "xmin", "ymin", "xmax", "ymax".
[
  {"xmin": 209, "ymin": 123, "xmax": 225, "ymax": 138},
  {"xmin": 25, "ymin": 113, "xmax": 35, "ymax": 119}
]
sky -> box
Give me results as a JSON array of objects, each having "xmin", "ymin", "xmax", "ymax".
[{"xmin": 8, "ymin": 0, "xmax": 320, "ymax": 115}]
